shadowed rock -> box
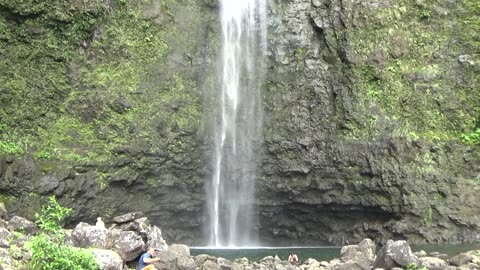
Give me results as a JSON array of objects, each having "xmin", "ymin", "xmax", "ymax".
[{"xmin": 372, "ymin": 240, "xmax": 418, "ymax": 269}]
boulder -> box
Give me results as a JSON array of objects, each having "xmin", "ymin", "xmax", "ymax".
[
  {"xmin": 195, "ymin": 254, "xmax": 217, "ymax": 267},
  {"xmin": 111, "ymin": 230, "xmax": 145, "ymax": 261},
  {"xmin": 146, "ymin": 225, "xmax": 168, "ymax": 251},
  {"xmin": 92, "ymin": 249, "xmax": 124, "ymax": 270},
  {"xmin": 414, "ymin": 250, "xmax": 427, "ymax": 258},
  {"xmin": 112, "ymin": 212, "xmax": 143, "ymax": 224},
  {"xmin": 0, "ymin": 248, "xmax": 12, "ymax": 267},
  {"xmin": 154, "ymin": 250, "xmax": 178, "ymax": 270},
  {"xmin": 168, "ymin": 244, "xmax": 190, "ymax": 257},
  {"xmin": 0, "ymin": 228, "xmax": 12, "ymax": 248},
  {"xmin": 120, "ymin": 217, "xmax": 168, "ymax": 251},
  {"xmin": 418, "ymin": 257, "xmax": 448, "ymax": 270},
  {"xmin": 177, "ymin": 255, "xmax": 196, "ymax": 270},
  {"xmin": 71, "ymin": 222, "xmax": 109, "ymax": 249},
  {"xmin": 450, "ymin": 253, "xmax": 475, "ymax": 266},
  {"xmin": 340, "ymin": 238, "xmax": 376, "ymax": 266},
  {"xmin": 166, "ymin": 244, "xmax": 195, "ymax": 270},
  {"xmin": 302, "ymin": 258, "xmax": 322, "ymax": 270},
  {"xmin": 7, "ymin": 216, "xmax": 37, "ymax": 235},
  {"xmin": 332, "ymin": 261, "xmax": 370, "ymax": 270},
  {"xmin": 199, "ymin": 259, "xmax": 221, "ymax": 270},
  {"xmin": 372, "ymin": 240, "xmax": 418, "ymax": 269},
  {"xmin": 217, "ymin": 257, "xmax": 233, "ymax": 270}
]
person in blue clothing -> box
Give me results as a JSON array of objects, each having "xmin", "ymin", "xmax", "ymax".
[{"xmin": 137, "ymin": 247, "xmax": 161, "ymax": 270}]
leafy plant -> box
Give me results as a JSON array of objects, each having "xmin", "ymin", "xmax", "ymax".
[
  {"xmin": 26, "ymin": 196, "xmax": 99, "ymax": 270},
  {"xmin": 34, "ymin": 150, "xmax": 51, "ymax": 159},
  {"xmin": 34, "ymin": 196, "xmax": 72, "ymax": 234},
  {"xmin": 405, "ymin": 263, "xmax": 427, "ymax": 270},
  {"xmin": 0, "ymin": 140, "xmax": 23, "ymax": 155},
  {"xmin": 461, "ymin": 128, "xmax": 480, "ymax": 145}
]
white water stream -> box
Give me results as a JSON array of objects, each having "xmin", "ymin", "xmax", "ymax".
[{"xmin": 208, "ymin": 0, "xmax": 267, "ymax": 247}]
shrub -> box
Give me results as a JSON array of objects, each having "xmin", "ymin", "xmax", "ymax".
[
  {"xmin": 26, "ymin": 196, "xmax": 99, "ymax": 270},
  {"xmin": 405, "ymin": 263, "xmax": 428, "ymax": 270},
  {"xmin": 461, "ymin": 128, "xmax": 480, "ymax": 145}
]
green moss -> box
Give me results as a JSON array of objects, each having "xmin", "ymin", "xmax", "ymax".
[
  {"xmin": 461, "ymin": 128, "xmax": 480, "ymax": 145},
  {"xmin": 348, "ymin": 1, "xmax": 480, "ymax": 143},
  {"xmin": 0, "ymin": 0, "xmax": 107, "ymax": 157},
  {"xmin": 95, "ymin": 172, "xmax": 111, "ymax": 191},
  {"xmin": 0, "ymin": 0, "xmax": 197, "ymax": 161},
  {"xmin": 0, "ymin": 193, "xmax": 14, "ymax": 204},
  {"xmin": 0, "ymin": 140, "xmax": 23, "ymax": 155}
]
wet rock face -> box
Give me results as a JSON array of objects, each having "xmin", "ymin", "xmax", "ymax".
[{"xmin": 257, "ymin": 0, "xmax": 480, "ymax": 245}]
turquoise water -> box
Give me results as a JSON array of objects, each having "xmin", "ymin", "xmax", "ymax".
[{"xmin": 191, "ymin": 244, "xmax": 480, "ymax": 262}]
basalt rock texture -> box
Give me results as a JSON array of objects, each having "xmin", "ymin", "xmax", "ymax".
[
  {"xmin": 258, "ymin": 0, "xmax": 480, "ymax": 245},
  {"xmin": 0, "ymin": 0, "xmax": 479, "ymax": 246}
]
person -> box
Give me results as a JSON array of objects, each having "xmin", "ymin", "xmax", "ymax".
[
  {"xmin": 95, "ymin": 217, "xmax": 106, "ymax": 229},
  {"xmin": 137, "ymin": 247, "xmax": 161, "ymax": 270},
  {"xmin": 288, "ymin": 253, "xmax": 299, "ymax": 265}
]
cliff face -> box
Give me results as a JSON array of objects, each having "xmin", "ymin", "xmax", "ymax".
[
  {"xmin": 0, "ymin": 0, "xmax": 218, "ymax": 244},
  {"xmin": 259, "ymin": 0, "xmax": 480, "ymax": 245},
  {"xmin": 1, "ymin": 0, "xmax": 479, "ymax": 245}
]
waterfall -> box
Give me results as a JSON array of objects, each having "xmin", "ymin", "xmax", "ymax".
[{"xmin": 208, "ymin": 0, "xmax": 267, "ymax": 247}]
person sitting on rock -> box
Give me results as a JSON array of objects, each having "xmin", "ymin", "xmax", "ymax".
[
  {"xmin": 288, "ymin": 253, "xmax": 299, "ymax": 265},
  {"xmin": 137, "ymin": 247, "xmax": 161, "ymax": 270},
  {"xmin": 95, "ymin": 217, "xmax": 106, "ymax": 229}
]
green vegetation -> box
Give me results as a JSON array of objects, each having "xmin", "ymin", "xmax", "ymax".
[
  {"xmin": 422, "ymin": 206, "xmax": 433, "ymax": 226},
  {"xmin": 0, "ymin": 140, "xmax": 23, "ymax": 155},
  {"xmin": 0, "ymin": 0, "xmax": 204, "ymax": 162},
  {"xmin": 349, "ymin": 0, "xmax": 480, "ymax": 143},
  {"xmin": 461, "ymin": 128, "xmax": 480, "ymax": 145},
  {"xmin": 26, "ymin": 196, "xmax": 99, "ymax": 270},
  {"xmin": 405, "ymin": 263, "xmax": 427, "ymax": 270}
]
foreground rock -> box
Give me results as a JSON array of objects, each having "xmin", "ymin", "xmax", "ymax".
[
  {"xmin": 1, "ymin": 210, "xmax": 480, "ymax": 270},
  {"xmin": 372, "ymin": 239, "xmax": 419, "ymax": 269},
  {"xmin": 69, "ymin": 212, "xmax": 168, "ymax": 265},
  {"xmin": 0, "ymin": 212, "xmax": 168, "ymax": 269}
]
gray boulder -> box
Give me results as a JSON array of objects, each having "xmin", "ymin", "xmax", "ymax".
[
  {"xmin": 418, "ymin": 257, "xmax": 448, "ymax": 270},
  {"xmin": 154, "ymin": 250, "xmax": 178, "ymax": 270},
  {"xmin": 8, "ymin": 216, "xmax": 37, "ymax": 235},
  {"xmin": 111, "ymin": 230, "xmax": 145, "ymax": 261},
  {"xmin": 372, "ymin": 240, "xmax": 419, "ymax": 269},
  {"xmin": 112, "ymin": 212, "xmax": 143, "ymax": 224},
  {"xmin": 332, "ymin": 261, "xmax": 370, "ymax": 270},
  {"xmin": 71, "ymin": 222, "xmax": 109, "ymax": 249},
  {"xmin": 450, "ymin": 253, "xmax": 475, "ymax": 266},
  {"xmin": 217, "ymin": 257, "xmax": 234, "ymax": 270},
  {"xmin": 168, "ymin": 244, "xmax": 195, "ymax": 270},
  {"xmin": 168, "ymin": 244, "xmax": 190, "ymax": 257},
  {"xmin": 0, "ymin": 248, "xmax": 12, "ymax": 267},
  {"xmin": 120, "ymin": 217, "xmax": 168, "ymax": 251},
  {"xmin": 92, "ymin": 249, "xmax": 124, "ymax": 270},
  {"xmin": 177, "ymin": 255, "xmax": 196, "ymax": 270},
  {"xmin": 340, "ymin": 238, "xmax": 376, "ymax": 266},
  {"xmin": 199, "ymin": 259, "xmax": 221, "ymax": 270},
  {"xmin": 302, "ymin": 258, "xmax": 322, "ymax": 270},
  {"xmin": 0, "ymin": 228, "xmax": 11, "ymax": 248},
  {"xmin": 146, "ymin": 224, "xmax": 168, "ymax": 251},
  {"xmin": 195, "ymin": 254, "xmax": 217, "ymax": 267}
]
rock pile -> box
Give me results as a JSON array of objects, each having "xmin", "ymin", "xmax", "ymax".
[
  {"xmin": 67, "ymin": 212, "xmax": 168, "ymax": 269},
  {"xmin": 0, "ymin": 208, "xmax": 479, "ymax": 270}
]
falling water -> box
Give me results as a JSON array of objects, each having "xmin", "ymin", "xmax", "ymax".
[{"xmin": 208, "ymin": 0, "xmax": 267, "ymax": 247}]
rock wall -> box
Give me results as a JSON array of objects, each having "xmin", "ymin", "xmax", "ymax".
[
  {"xmin": 0, "ymin": 0, "xmax": 479, "ymax": 246},
  {"xmin": 258, "ymin": 0, "xmax": 480, "ymax": 245}
]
